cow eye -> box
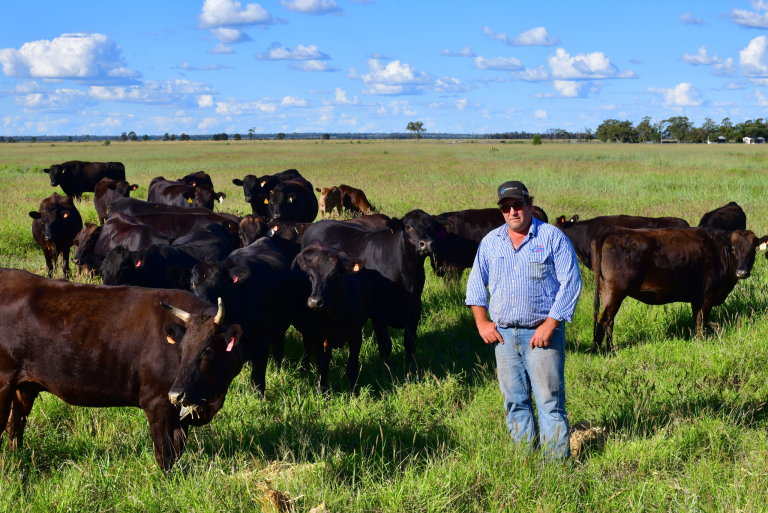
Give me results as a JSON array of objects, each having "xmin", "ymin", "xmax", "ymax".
[{"xmin": 203, "ymin": 347, "xmax": 214, "ymax": 357}]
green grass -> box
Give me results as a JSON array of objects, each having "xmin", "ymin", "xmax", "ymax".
[{"xmin": 1, "ymin": 140, "xmax": 768, "ymax": 511}]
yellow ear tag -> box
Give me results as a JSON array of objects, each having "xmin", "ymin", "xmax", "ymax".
[
  {"xmin": 188, "ymin": 198, "xmax": 193, "ymax": 204},
  {"xmin": 353, "ymin": 264, "xmax": 360, "ymax": 272},
  {"xmin": 166, "ymin": 336, "xmax": 176, "ymax": 344},
  {"xmin": 264, "ymin": 198, "xmax": 269, "ymax": 204}
]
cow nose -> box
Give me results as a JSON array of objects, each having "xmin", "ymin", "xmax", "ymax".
[
  {"xmin": 168, "ymin": 390, "xmax": 185, "ymax": 405},
  {"xmin": 44, "ymin": 235, "xmax": 51, "ymax": 241},
  {"xmin": 307, "ymin": 296, "xmax": 324, "ymax": 310},
  {"xmin": 245, "ymin": 196, "xmax": 252, "ymax": 202},
  {"xmin": 736, "ymin": 270, "xmax": 749, "ymax": 279},
  {"xmin": 418, "ymin": 240, "xmax": 433, "ymax": 253},
  {"xmin": 73, "ymin": 258, "xmax": 81, "ymax": 265}
]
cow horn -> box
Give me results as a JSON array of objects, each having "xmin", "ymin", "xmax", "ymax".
[
  {"xmin": 161, "ymin": 303, "xmax": 191, "ymax": 322},
  {"xmin": 213, "ymin": 297, "xmax": 225, "ymax": 326}
]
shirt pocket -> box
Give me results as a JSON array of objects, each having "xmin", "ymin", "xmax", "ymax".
[{"xmin": 528, "ymin": 258, "xmax": 548, "ymax": 281}]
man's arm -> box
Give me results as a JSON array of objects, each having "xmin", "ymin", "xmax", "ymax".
[
  {"xmin": 466, "ymin": 239, "xmax": 503, "ymax": 344},
  {"xmin": 471, "ymin": 306, "xmax": 504, "ymax": 345}
]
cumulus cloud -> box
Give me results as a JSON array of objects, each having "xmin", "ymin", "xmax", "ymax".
[
  {"xmin": 279, "ymin": 0, "xmax": 342, "ymax": 15},
  {"xmin": 434, "ymin": 77, "xmax": 477, "ymax": 92},
  {"xmin": 208, "ymin": 44, "xmax": 235, "ymax": 54},
  {"xmin": 215, "ymin": 98, "xmax": 279, "ymax": 115},
  {"xmin": 209, "ymin": 28, "xmax": 251, "ymax": 44},
  {"xmin": 513, "ymin": 65, "xmax": 550, "ymax": 81},
  {"xmin": 756, "ymin": 89, "xmax": 768, "ymax": 106},
  {"xmin": 483, "ymin": 26, "xmax": 559, "ymax": 47},
  {"xmin": 552, "ymin": 80, "xmax": 586, "ymax": 98},
  {"xmin": 377, "ymin": 100, "xmax": 416, "ymax": 116},
  {"xmin": 198, "ymin": 0, "xmax": 276, "ymax": 28},
  {"xmin": 198, "ymin": 95, "xmax": 215, "ymax": 108},
  {"xmin": 15, "ymin": 88, "xmax": 94, "ymax": 111},
  {"xmin": 740, "ymin": 36, "xmax": 768, "ymax": 76},
  {"xmin": 534, "ymin": 109, "xmax": 548, "ymax": 119},
  {"xmin": 198, "ymin": 117, "xmax": 219, "ymax": 130},
  {"xmin": 679, "ymin": 12, "xmax": 706, "ymax": 26},
  {"xmin": 0, "ymin": 80, "xmax": 44, "ymax": 95},
  {"xmin": 473, "ymin": 77, "xmax": 506, "ymax": 83},
  {"xmin": 726, "ymin": 1, "xmax": 768, "ymax": 28},
  {"xmin": 176, "ymin": 62, "xmax": 233, "ymax": 71},
  {"xmin": 647, "ymin": 82, "xmax": 703, "ymax": 107},
  {"xmin": 547, "ymin": 48, "xmax": 637, "ymax": 80},
  {"xmin": 346, "ymin": 66, "xmax": 359, "ymax": 79},
  {"xmin": 441, "ymin": 46, "xmax": 475, "ymax": 57},
  {"xmin": 0, "ymin": 33, "xmax": 139, "ymax": 81},
  {"xmin": 281, "ymin": 95, "xmax": 308, "ymax": 106},
  {"xmin": 331, "ymin": 87, "xmax": 359, "ymax": 104},
  {"xmin": 257, "ymin": 42, "xmax": 330, "ymax": 60},
  {"xmin": 711, "ymin": 58, "xmax": 736, "ymax": 77},
  {"xmin": 288, "ymin": 60, "xmax": 338, "ymax": 72},
  {"xmin": 682, "ymin": 46, "xmax": 721, "ymax": 65},
  {"xmin": 455, "ymin": 99, "xmax": 468, "ymax": 111},
  {"xmin": 88, "ymin": 79, "xmax": 215, "ymax": 106},
  {"xmin": 360, "ymin": 59, "xmax": 433, "ymax": 95},
  {"xmin": 473, "ymin": 56, "xmax": 522, "ymax": 71}
]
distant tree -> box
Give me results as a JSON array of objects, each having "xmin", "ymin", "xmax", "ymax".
[
  {"xmin": 142, "ymin": 134, "xmax": 149, "ymax": 141},
  {"xmin": 406, "ymin": 121, "xmax": 425, "ymax": 140},
  {"xmin": 595, "ymin": 119, "xmax": 637, "ymax": 143},
  {"xmin": 31, "ymin": 137, "xmax": 37, "ymax": 143},
  {"xmin": 663, "ymin": 116, "xmax": 692, "ymax": 143},
  {"xmin": 67, "ymin": 136, "xmax": 73, "ymax": 143},
  {"xmin": 85, "ymin": 135, "xmax": 90, "ymax": 141},
  {"xmin": 277, "ymin": 133, "xmax": 286, "ymax": 140},
  {"xmin": 532, "ymin": 134, "xmax": 542, "ymax": 145},
  {"xmin": 180, "ymin": 133, "xmax": 190, "ymax": 141},
  {"xmin": 128, "ymin": 131, "xmax": 137, "ymax": 142},
  {"xmin": 163, "ymin": 133, "xmax": 170, "ymax": 141},
  {"xmin": 718, "ymin": 118, "xmax": 734, "ymax": 142},
  {"xmin": 248, "ymin": 128, "xmax": 255, "ymax": 141},
  {"xmin": 234, "ymin": 133, "xmax": 241, "ymax": 141},
  {"xmin": 635, "ymin": 117, "xmax": 658, "ymax": 143},
  {"xmin": 322, "ymin": 133, "xmax": 330, "ymax": 140},
  {"xmin": 103, "ymin": 140, "xmax": 111, "ymax": 146},
  {"xmin": 170, "ymin": 134, "xmax": 177, "ymax": 141},
  {"xmin": 583, "ymin": 127, "xmax": 594, "ymax": 142},
  {"xmin": 120, "ymin": 132, "xmax": 128, "ymax": 142},
  {"xmin": 0, "ymin": 136, "xmax": 5, "ymax": 143}
]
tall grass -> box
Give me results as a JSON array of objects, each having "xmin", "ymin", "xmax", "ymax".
[{"xmin": 0, "ymin": 140, "xmax": 767, "ymax": 511}]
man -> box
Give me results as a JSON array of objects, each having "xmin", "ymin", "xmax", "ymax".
[{"xmin": 465, "ymin": 181, "xmax": 581, "ymax": 459}]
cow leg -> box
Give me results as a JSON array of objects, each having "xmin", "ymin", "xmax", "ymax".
[
  {"xmin": 371, "ymin": 314, "xmax": 392, "ymax": 362},
  {"xmin": 5, "ymin": 387, "xmax": 38, "ymax": 450},
  {"xmin": 42, "ymin": 244, "xmax": 54, "ymax": 278},
  {"xmin": 404, "ymin": 301, "xmax": 421, "ymax": 378},
  {"xmin": 61, "ymin": 247, "xmax": 71, "ymax": 280},
  {"xmin": 250, "ymin": 346, "xmax": 270, "ymax": 396},
  {"xmin": 693, "ymin": 300, "xmax": 713, "ymax": 337},
  {"xmin": 145, "ymin": 400, "xmax": 186, "ymax": 472},
  {"xmin": 594, "ymin": 292, "xmax": 623, "ymax": 353},
  {"xmin": 0, "ymin": 384, "xmax": 13, "ymax": 449},
  {"xmin": 347, "ymin": 331, "xmax": 363, "ymax": 394}
]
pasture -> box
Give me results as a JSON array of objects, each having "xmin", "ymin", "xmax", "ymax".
[{"xmin": 1, "ymin": 139, "xmax": 768, "ymax": 511}]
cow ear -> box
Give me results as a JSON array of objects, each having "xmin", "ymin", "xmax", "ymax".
[
  {"xmin": 107, "ymin": 182, "xmax": 117, "ymax": 190},
  {"xmin": 224, "ymin": 324, "xmax": 243, "ymax": 353},
  {"xmin": 43, "ymin": 168, "xmax": 50, "ymax": 173},
  {"xmin": 291, "ymin": 252, "xmax": 305, "ymax": 271},
  {"xmin": 288, "ymin": 194, "xmax": 296, "ymax": 203},
  {"xmin": 167, "ymin": 265, "xmax": 192, "ymax": 287},
  {"xmin": 217, "ymin": 192, "xmax": 226, "ymax": 203},
  {"xmin": 756, "ymin": 235, "xmax": 768, "ymax": 249},
  {"xmin": 570, "ymin": 215, "xmax": 579, "ymax": 223},
  {"xmin": 386, "ymin": 217, "xmax": 403, "ymax": 233},
  {"xmin": 29, "ymin": 211, "xmax": 41, "ymax": 219},
  {"xmin": 315, "ymin": 187, "xmax": 321, "ymax": 192},
  {"xmin": 260, "ymin": 180, "xmax": 267, "ymax": 187},
  {"xmin": 344, "ymin": 259, "xmax": 364, "ymax": 274},
  {"xmin": 132, "ymin": 250, "xmax": 147, "ymax": 268},
  {"xmin": 164, "ymin": 322, "xmax": 187, "ymax": 345},
  {"xmin": 73, "ymin": 238, "xmax": 80, "ymax": 247},
  {"xmin": 130, "ymin": 184, "xmax": 138, "ymax": 191},
  {"xmin": 232, "ymin": 178, "xmax": 244, "ymax": 186},
  {"xmin": 229, "ymin": 265, "xmax": 250, "ymax": 284}
]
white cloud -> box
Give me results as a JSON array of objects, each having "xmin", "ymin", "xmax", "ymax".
[
  {"xmin": 682, "ymin": 46, "xmax": 721, "ymax": 66},
  {"xmin": 0, "ymin": 33, "xmax": 139, "ymax": 80},
  {"xmin": 198, "ymin": 0, "xmax": 276, "ymax": 28},
  {"xmin": 332, "ymin": 87, "xmax": 358, "ymax": 104},
  {"xmin": 441, "ymin": 46, "xmax": 475, "ymax": 57},
  {"xmin": 208, "ymin": 44, "xmax": 235, "ymax": 54},
  {"xmin": 530, "ymin": 92, "xmax": 556, "ymax": 98},
  {"xmin": 198, "ymin": 95, "xmax": 215, "ymax": 108},
  {"xmin": 176, "ymin": 62, "xmax": 233, "ymax": 71},
  {"xmin": 434, "ymin": 77, "xmax": 477, "ymax": 92},
  {"xmin": 279, "ymin": 0, "xmax": 342, "ymax": 15},
  {"xmin": 377, "ymin": 100, "xmax": 415, "ymax": 116},
  {"xmin": 198, "ymin": 117, "xmax": 219, "ymax": 130},
  {"xmin": 337, "ymin": 114, "xmax": 358, "ymax": 125},
  {"xmin": 679, "ymin": 12, "xmax": 706, "ymax": 26},
  {"xmin": 15, "ymin": 89, "xmax": 93, "ymax": 111},
  {"xmin": 210, "ymin": 28, "xmax": 251, "ymax": 44},
  {"xmin": 281, "ymin": 95, "xmax": 308, "ymax": 106},
  {"xmin": 0, "ymin": 80, "xmax": 43, "ymax": 95},
  {"xmin": 756, "ymin": 89, "xmax": 768, "ymax": 106},
  {"xmin": 552, "ymin": 80, "xmax": 585, "ymax": 98},
  {"xmin": 214, "ymin": 98, "xmax": 283, "ymax": 115},
  {"xmin": 474, "ymin": 56, "xmax": 522, "ymax": 71},
  {"xmin": 288, "ymin": 60, "xmax": 337, "ymax": 72},
  {"xmin": 647, "ymin": 82, "xmax": 703, "ymax": 107},
  {"xmin": 740, "ymin": 36, "xmax": 768, "ymax": 77},
  {"xmin": 534, "ymin": 109, "xmax": 548, "ymax": 119},
  {"xmin": 548, "ymin": 48, "xmax": 637, "ymax": 79},
  {"xmin": 726, "ymin": 81, "xmax": 748, "ymax": 90},
  {"xmin": 428, "ymin": 102, "xmax": 448, "ymax": 109},
  {"xmin": 726, "ymin": 2, "xmax": 768, "ymax": 28},
  {"xmin": 346, "ymin": 66, "xmax": 359, "ymax": 79},
  {"xmin": 257, "ymin": 42, "xmax": 330, "ymax": 60},
  {"xmin": 455, "ymin": 99, "xmax": 468, "ymax": 112},
  {"xmin": 473, "ymin": 77, "xmax": 505, "ymax": 83},
  {"xmin": 711, "ymin": 58, "xmax": 736, "ymax": 77},
  {"xmin": 88, "ymin": 79, "xmax": 215, "ymax": 105},
  {"xmin": 483, "ymin": 26, "xmax": 559, "ymax": 47},
  {"xmin": 513, "ymin": 65, "xmax": 550, "ymax": 82},
  {"xmin": 361, "ymin": 59, "xmax": 433, "ymax": 95}
]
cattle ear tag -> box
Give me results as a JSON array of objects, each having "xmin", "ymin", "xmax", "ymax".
[
  {"xmin": 188, "ymin": 198, "xmax": 193, "ymax": 204},
  {"xmin": 353, "ymin": 263, "xmax": 360, "ymax": 272},
  {"xmin": 288, "ymin": 197, "xmax": 293, "ymax": 203},
  {"xmin": 261, "ymin": 181, "xmax": 267, "ymax": 187},
  {"xmin": 233, "ymin": 275, "xmax": 239, "ymax": 283},
  {"xmin": 135, "ymin": 260, "xmax": 142, "ymax": 267},
  {"xmin": 219, "ymin": 197, "xmax": 224, "ymax": 204},
  {"xmin": 264, "ymin": 198, "xmax": 269, "ymax": 204},
  {"xmin": 760, "ymin": 242, "xmax": 767, "ymax": 251},
  {"xmin": 226, "ymin": 337, "xmax": 235, "ymax": 352},
  {"xmin": 166, "ymin": 336, "xmax": 176, "ymax": 344},
  {"xmin": 62, "ymin": 212, "xmax": 69, "ymax": 218}
]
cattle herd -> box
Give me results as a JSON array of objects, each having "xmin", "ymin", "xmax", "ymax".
[{"xmin": 1, "ymin": 159, "xmax": 764, "ymax": 472}]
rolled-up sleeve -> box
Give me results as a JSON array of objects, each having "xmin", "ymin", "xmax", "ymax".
[
  {"xmin": 547, "ymin": 233, "xmax": 582, "ymax": 323},
  {"xmin": 465, "ymin": 239, "xmax": 490, "ymax": 308}
]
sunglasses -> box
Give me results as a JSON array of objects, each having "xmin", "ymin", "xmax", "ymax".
[{"xmin": 500, "ymin": 202, "xmax": 527, "ymax": 213}]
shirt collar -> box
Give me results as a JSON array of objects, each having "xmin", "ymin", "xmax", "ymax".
[{"xmin": 496, "ymin": 216, "xmax": 540, "ymax": 240}]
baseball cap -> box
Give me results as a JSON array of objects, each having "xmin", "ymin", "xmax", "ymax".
[{"xmin": 497, "ymin": 181, "xmax": 530, "ymax": 204}]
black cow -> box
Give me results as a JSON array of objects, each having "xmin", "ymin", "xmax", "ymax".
[
  {"xmin": 107, "ymin": 197, "xmax": 215, "ymax": 218},
  {"xmin": 177, "ymin": 171, "xmax": 214, "ymax": 189},
  {"xmin": 29, "ymin": 193, "xmax": 83, "ymax": 279},
  {"xmin": 147, "ymin": 177, "xmax": 226, "ymax": 211},
  {"xmin": 44, "ymin": 161, "xmax": 126, "ymax": 200},
  {"xmin": 232, "ymin": 169, "xmax": 301, "ymax": 217},
  {"xmin": 268, "ymin": 177, "xmax": 318, "ymax": 223},
  {"xmin": 554, "ymin": 214, "xmax": 691, "ymax": 269},
  {"xmin": 302, "ymin": 209, "xmax": 445, "ymax": 375},
  {"xmin": 0, "ymin": 268, "xmax": 243, "ymax": 471},
  {"xmin": 239, "ymin": 215, "xmax": 269, "ymax": 247},
  {"xmin": 698, "ymin": 202, "xmax": 747, "ymax": 231},
  {"xmin": 592, "ymin": 227, "xmax": 768, "ymax": 351},
  {"xmin": 169, "ymin": 239, "xmax": 297, "ymax": 394},
  {"xmin": 94, "ymin": 178, "xmax": 138, "ymax": 225}
]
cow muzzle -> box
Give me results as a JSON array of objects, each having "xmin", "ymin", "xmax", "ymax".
[
  {"xmin": 168, "ymin": 390, "xmax": 186, "ymax": 406},
  {"xmin": 736, "ymin": 270, "xmax": 750, "ymax": 279},
  {"xmin": 307, "ymin": 296, "xmax": 324, "ymax": 310},
  {"xmin": 245, "ymin": 196, "xmax": 252, "ymax": 203},
  {"xmin": 418, "ymin": 240, "xmax": 434, "ymax": 254}
]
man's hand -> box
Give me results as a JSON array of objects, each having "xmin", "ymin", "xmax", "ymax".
[
  {"xmin": 471, "ymin": 306, "xmax": 504, "ymax": 345},
  {"xmin": 530, "ymin": 317, "xmax": 561, "ymax": 349}
]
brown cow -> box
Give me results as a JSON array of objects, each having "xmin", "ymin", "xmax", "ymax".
[
  {"xmin": 29, "ymin": 193, "xmax": 83, "ymax": 279},
  {"xmin": 239, "ymin": 215, "xmax": 269, "ymax": 247},
  {"xmin": 591, "ymin": 227, "xmax": 768, "ymax": 351},
  {"xmin": 0, "ymin": 269, "xmax": 244, "ymax": 471},
  {"xmin": 94, "ymin": 178, "xmax": 138, "ymax": 225},
  {"xmin": 316, "ymin": 184, "xmax": 375, "ymax": 217}
]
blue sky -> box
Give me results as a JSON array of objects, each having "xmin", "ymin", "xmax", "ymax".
[{"xmin": 1, "ymin": 0, "xmax": 767, "ymax": 135}]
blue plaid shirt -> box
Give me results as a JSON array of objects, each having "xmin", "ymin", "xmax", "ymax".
[{"xmin": 465, "ymin": 218, "xmax": 582, "ymax": 327}]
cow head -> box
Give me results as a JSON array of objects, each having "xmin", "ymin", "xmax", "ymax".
[
  {"xmin": 164, "ymin": 299, "xmax": 244, "ymax": 420},
  {"xmin": 268, "ymin": 184, "xmax": 296, "ymax": 221},
  {"xmin": 100, "ymin": 245, "xmax": 147, "ymax": 286},
  {"xmin": 73, "ymin": 223, "xmax": 102, "ymax": 264},
  {"xmin": 173, "ymin": 261, "xmax": 249, "ymax": 306},
  {"xmin": 294, "ymin": 243, "xmax": 363, "ymax": 312},
  {"xmin": 29, "ymin": 193, "xmax": 77, "ymax": 242},
  {"xmin": 232, "ymin": 175, "xmax": 258, "ymax": 204},
  {"xmin": 178, "ymin": 171, "xmax": 213, "ymax": 189},
  {"xmin": 107, "ymin": 180, "xmax": 139, "ymax": 198},
  {"xmin": 316, "ymin": 186, "xmax": 341, "ymax": 216},
  {"xmin": 730, "ymin": 230, "xmax": 768, "ymax": 279},
  {"xmin": 400, "ymin": 209, "xmax": 446, "ymax": 256},
  {"xmin": 44, "ymin": 165, "xmax": 65, "ymax": 187},
  {"xmin": 187, "ymin": 186, "xmax": 225, "ymax": 210},
  {"xmin": 239, "ymin": 215, "xmax": 268, "ymax": 247},
  {"xmin": 554, "ymin": 215, "xmax": 579, "ymax": 230}
]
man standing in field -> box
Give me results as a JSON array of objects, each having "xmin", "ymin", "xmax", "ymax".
[{"xmin": 465, "ymin": 181, "xmax": 581, "ymax": 459}]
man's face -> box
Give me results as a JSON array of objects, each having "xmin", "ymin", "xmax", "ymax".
[{"xmin": 500, "ymin": 198, "xmax": 532, "ymax": 233}]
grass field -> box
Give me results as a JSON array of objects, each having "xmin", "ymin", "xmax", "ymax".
[{"xmin": 1, "ymin": 140, "xmax": 768, "ymax": 512}]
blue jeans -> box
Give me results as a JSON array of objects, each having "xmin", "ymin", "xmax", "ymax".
[{"xmin": 495, "ymin": 325, "xmax": 570, "ymax": 459}]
